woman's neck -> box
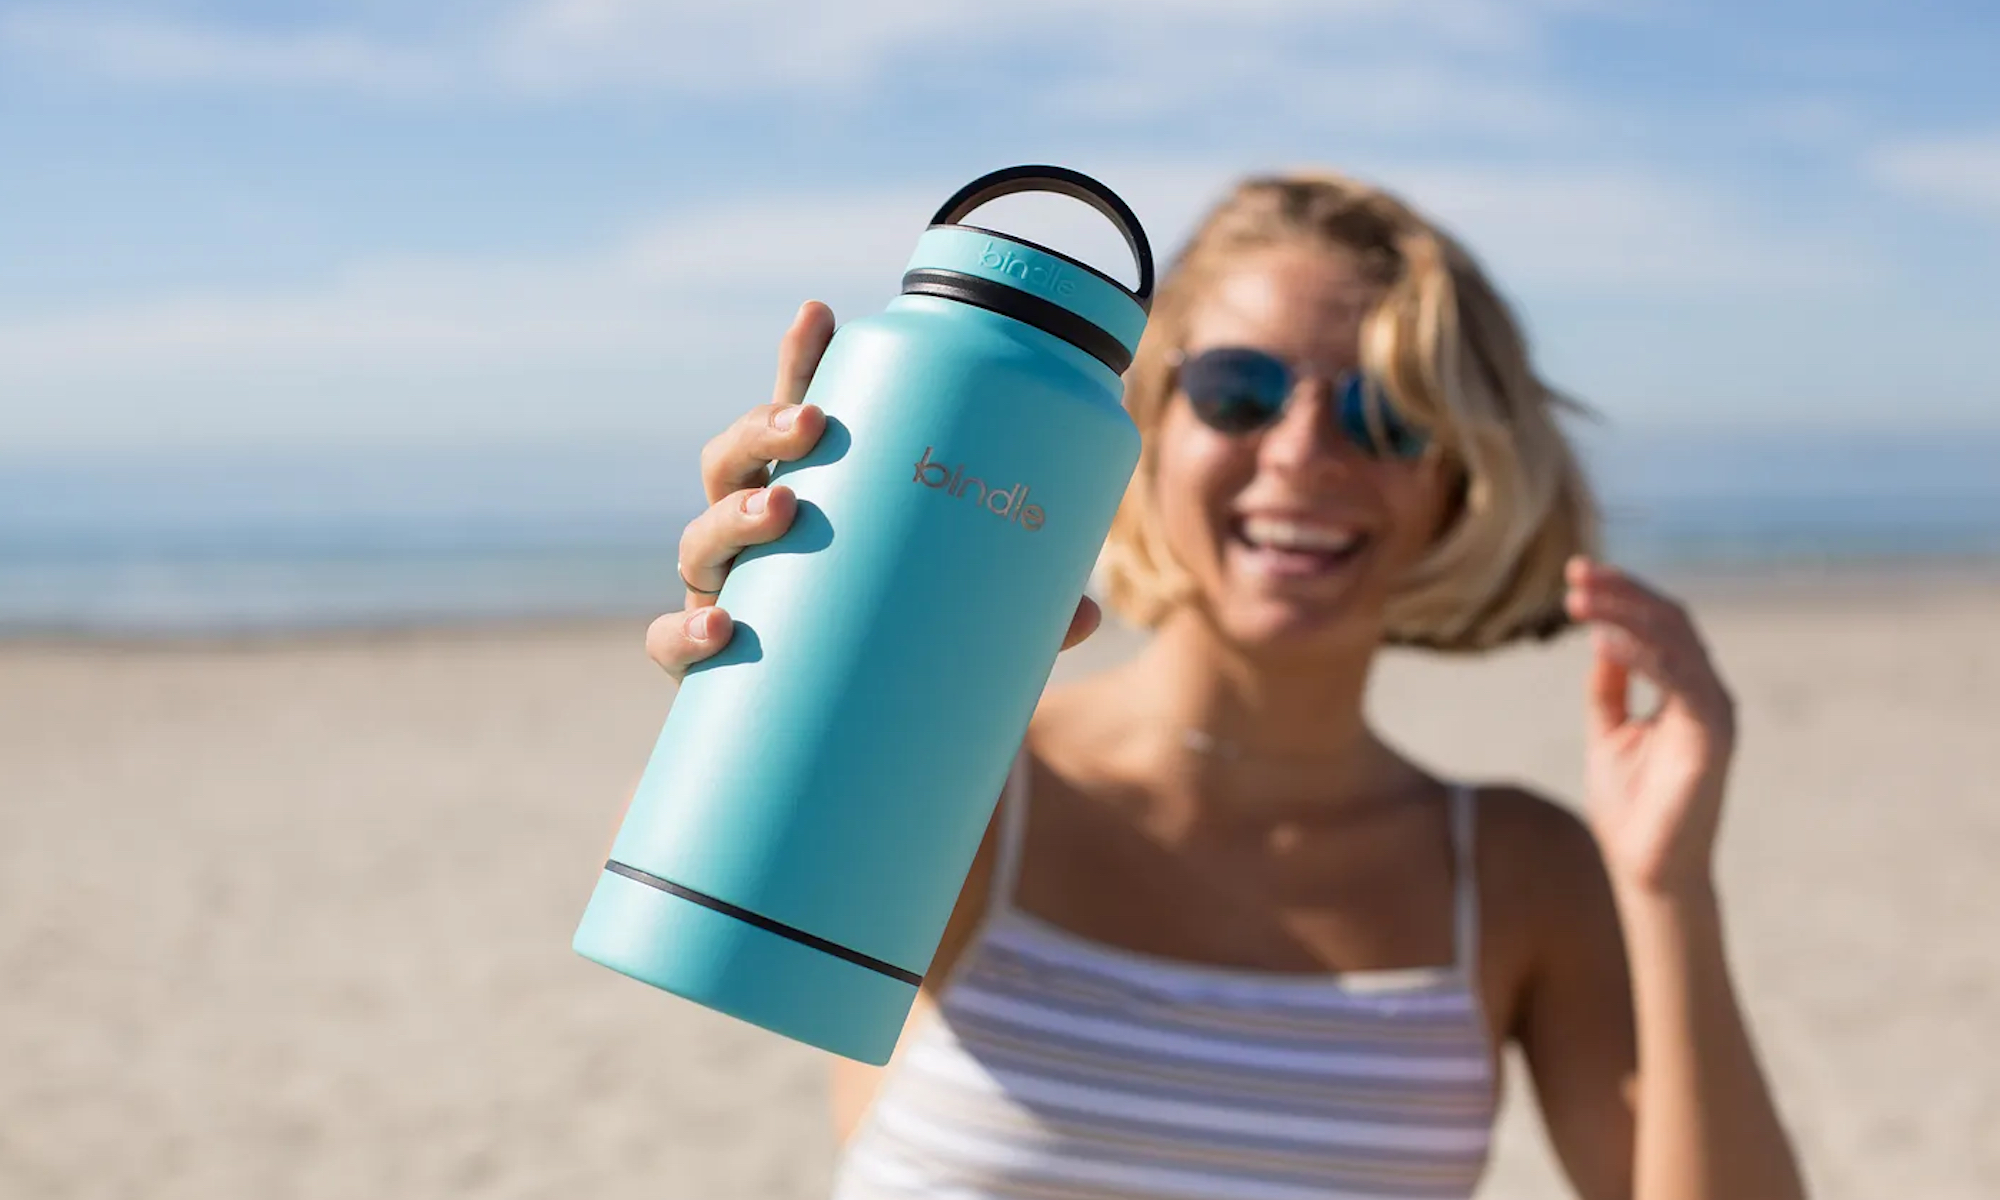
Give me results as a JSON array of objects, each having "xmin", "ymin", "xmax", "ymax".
[{"xmin": 1107, "ymin": 606, "xmax": 1417, "ymax": 813}]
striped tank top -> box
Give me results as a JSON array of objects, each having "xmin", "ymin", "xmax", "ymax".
[{"xmin": 831, "ymin": 752, "xmax": 1498, "ymax": 1200}]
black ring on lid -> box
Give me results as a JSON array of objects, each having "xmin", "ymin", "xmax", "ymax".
[{"xmin": 900, "ymin": 268, "xmax": 1134, "ymax": 374}]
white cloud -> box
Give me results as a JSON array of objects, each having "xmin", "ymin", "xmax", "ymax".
[
  {"xmin": 1380, "ymin": 166, "xmax": 1870, "ymax": 290},
  {"xmin": 0, "ymin": 189, "xmax": 946, "ymax": 381},
  {"xmin": 1036, "ymin": 44, "xmax": 1578, "ymax": 137},
  {"xmin": 0, "ymin": 9, "xmax": 449, "ymax": 94},
  {"xmin": 1869, "ymin": 133, "xmax": 2000, "ymax": 217},
  {"xmin": 486, "ymin": 0, "xmax": 1546, "ymax": 95},
  {"xmin": 1744, "ymin": 97, "xmax": 1871, "ymax": 148},
  {"xmin": 1, "ymin": 0, "xmax": 1580, "ymax": 125},
  {"xmin": 0, "ymin": 159, "xmax": 1868, "ymax": 394}
]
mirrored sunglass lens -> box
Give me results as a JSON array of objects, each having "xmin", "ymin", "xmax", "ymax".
[
  {"xmin": 1182, "ymin": 350, "xmax": 1290, "ymax": 432},
  {"xmin": 1337, "ymin": 373, "xmax": 1426, "ymax": 460},
  {"xmin": 1336, "ymin": 373, "xmax": 1381, "ymax": 454}
]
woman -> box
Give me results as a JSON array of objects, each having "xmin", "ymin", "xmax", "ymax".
[{"xmin": 651, "ymin": 173, "xmax": 1807, "ymax": 1199}]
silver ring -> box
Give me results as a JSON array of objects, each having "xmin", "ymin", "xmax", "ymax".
[{"xmin": 677, "ymin": 560, "xmax": 722, "ymax": 595}]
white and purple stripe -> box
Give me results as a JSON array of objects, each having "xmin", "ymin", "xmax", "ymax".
[{"xmin": 833, "ymin": 759, "xmax": 1497, "ymax": 1200}]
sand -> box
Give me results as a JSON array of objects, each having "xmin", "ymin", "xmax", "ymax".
[{"xmin": 3, "ymin": 573, "xmax": 1996, "ymax": 1199}]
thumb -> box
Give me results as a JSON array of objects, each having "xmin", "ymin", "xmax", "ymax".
[{"xmin": 1059, "ymin": 596, "xmax": 1103, "ymax": 652}]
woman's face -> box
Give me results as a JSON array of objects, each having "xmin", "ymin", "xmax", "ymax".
[{"xmin": 1152, "ymin": 244, "xmax": 1451, "ymax": 652}]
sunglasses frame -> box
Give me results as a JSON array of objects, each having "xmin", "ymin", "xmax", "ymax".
[{"xmin": 1164, "ymin": 345, "xmax": 1429, "ymax": 461}]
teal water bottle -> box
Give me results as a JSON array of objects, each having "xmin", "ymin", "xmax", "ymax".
[{"xmin": 572, "ymin": 166, "xmax": 1153, "ymax": 1063}]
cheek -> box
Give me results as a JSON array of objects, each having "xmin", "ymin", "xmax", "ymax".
[
  {"xmin": 1150, "ymin": 412, "xmax": 1249, "ymax": 559},
  {"xmin": 1377, "ymin": 458, "xmax": 1454, "ymax": 562}
]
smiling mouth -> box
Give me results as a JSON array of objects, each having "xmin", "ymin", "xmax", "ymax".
[{"xmin": 1228, "ymin": 516, "xmax": 1373, "ymax": 577}]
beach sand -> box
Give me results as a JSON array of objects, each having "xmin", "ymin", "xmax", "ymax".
[{"xmin": 3, "ymin": 574, "xmax": 1996, "ymax": 1199}]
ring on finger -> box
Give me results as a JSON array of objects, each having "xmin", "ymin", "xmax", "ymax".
[{"xmin": 678, "ymin": 560, "xmax": 723, "ymax": 596}]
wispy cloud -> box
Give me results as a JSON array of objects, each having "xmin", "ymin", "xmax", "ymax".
[
  {"xmin": 0, "ymin": 189, "xmax": 944, "ymax": 380},
  {"xmin": 0, "ymin": 158, "xmax": 1868, "ymax": 381},
  {"xmin": 3, "ymin": 0, "xmax": 1989, "ymax": 449},
  {"xmin": 1745, "ymin": 97, "xmax": 1872, "ymax": 149},
  {"xmin": 485, "ymin": 0, "xmax": 1550, "ymax": 95},
  {"xmin": 1385, "ymin": 165, "xmax": 1870, "ymax": 290},
  {"xmin": 2, "ymin": 0, "xmax": 1583, "ymax": 125},
  {"xmin": 1036, "ymin": 44, "xmax": 1580, "ymax": 137},
  {"xmin": 0, "ymin": 9, "xmax": 449, "ymax": 95},
  {"xmin": 1869, "ymin": 133, "xmax": 2000, "ymax": 218}
]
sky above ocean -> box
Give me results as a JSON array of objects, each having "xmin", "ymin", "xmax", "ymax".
[{"xmin": 3, "ymin": 0, "xmax": 2000, "ymax": 460}]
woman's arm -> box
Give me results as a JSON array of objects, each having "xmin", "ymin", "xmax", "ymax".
[
  {"xmin": 1513, "ymin": 802, "xmax": 1805, "ymax": 1200},
  {"xmin": 1522, "ymin": 558, "xmax": 1806, "ymax": 1200},
  {"xmin": 1615, "ymin": 877, "xmax": 1804, "ymax": 1200}
]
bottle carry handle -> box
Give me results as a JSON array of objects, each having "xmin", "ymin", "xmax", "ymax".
[{"xmin": 929, "ymin": 165, "xmax": 1155, "ymax": 310}]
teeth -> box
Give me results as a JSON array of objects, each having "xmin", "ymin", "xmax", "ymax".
[{"xmin": 1240, "ymin": 518, "xmax": 1361, "ymax": 553}]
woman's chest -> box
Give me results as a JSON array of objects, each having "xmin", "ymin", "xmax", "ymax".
[
  {"xmin": 1017, "ymin": 789, "xmax": 1463, "ymax": 974},
  {"xmin": 838, "ymin": 931, "xmax": 1499, "ymax": 1200}
]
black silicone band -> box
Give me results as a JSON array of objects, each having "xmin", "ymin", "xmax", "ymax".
[
  {"xmin": 901, "ymin": 268, "xmax": 1134, "ymax": 374},
  {"xmin": 602, "ymin": 860, "xmax": 925, "ymax": 988}
]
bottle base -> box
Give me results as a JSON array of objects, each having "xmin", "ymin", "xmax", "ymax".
[{"xmin": 572, "ymin": 862, "xmax": 919, "ymax": 1065}]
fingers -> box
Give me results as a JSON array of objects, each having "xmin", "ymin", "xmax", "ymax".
[
  {"xmin": 697, "ymin": 302, "xmax": 835, "ymax": 504},
  {"xmin": 1059, "ymin": 596, "xmax": 1103, "ymax": 652},
  {"xmin": 651, "ymin": 592, "xmax": 1100, "ymax": 682},
  {"xmin": 678, "ymin": 484, "xmax": 797, "ymax": 608},
  {"xmin": 774, "ymin": 301, "xmax": 836, "ymax": 408},
  {"xmin": 646, "ymin": 604, "xmax": 735, "ymax": 681},
  {"xmin": 1565, "ymin": 556, "xmax": 1733, "ymax": 729},
  {"xmin": 698, "ymin": 400, "xmax": 827, "ymax": 504},
  {"xmin": 1586, "ymin": 630, "xmax": 1632, "ymax": 733}
]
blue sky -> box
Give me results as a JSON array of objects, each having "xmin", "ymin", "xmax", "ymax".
[{"xmin": 3, "ymin": 0, "xmax": 1999, "ymax": 455}]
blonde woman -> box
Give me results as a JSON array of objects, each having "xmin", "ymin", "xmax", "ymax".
[{"xmin": 653, "ymin": 173, "xmax": 1807, "ymax": 1200}]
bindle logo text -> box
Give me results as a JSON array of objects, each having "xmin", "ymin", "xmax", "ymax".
[
  {"xmin": 978, "ymin": 241, "xmax": 1078, "ymax": 299},
  {"xmin": 912, "ymin": 445, "xmax": 1046, "ymax": 531}
]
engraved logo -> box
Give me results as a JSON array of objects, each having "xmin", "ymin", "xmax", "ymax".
[
  {"xmin": 912, "ymin": 445, "xmax": 1045, "ymax": 531},
  {"xmin": 977, "ymin": 241, "xmax": 1079, "ymax": 298}
]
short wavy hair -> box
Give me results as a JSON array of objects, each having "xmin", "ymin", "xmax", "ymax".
[{"xmin": 1096, "ymin": 171, "xmax": 1599, "ymax": 652}]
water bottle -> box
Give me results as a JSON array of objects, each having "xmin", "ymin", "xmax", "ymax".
[{"xmin": 572, "ymin": 165, "xmax": 1154, "ymax": 1064}]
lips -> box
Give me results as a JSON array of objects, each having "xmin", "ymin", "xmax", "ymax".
[
  {"xmin": 1227, "ymin": 514, "xmax": 1373, "ymax": 581},
  {"xmin": 1239, "ymin": 516, "xmax": 1363, "ymax": 554}
]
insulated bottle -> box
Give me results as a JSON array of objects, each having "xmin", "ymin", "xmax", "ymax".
[{"xmin": 573, "ymin": 165, "xmax": 1154, "ymax": 1064}]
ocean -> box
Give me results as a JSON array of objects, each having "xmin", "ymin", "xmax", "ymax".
[{"xmin": 2, "ymin": 426, "xmax": 1996, "ymax": 638}]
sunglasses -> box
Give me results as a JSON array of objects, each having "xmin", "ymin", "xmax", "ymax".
[{"xmin": 1168, "ymin": 346, "xmax": 1428, "ymax": 460}]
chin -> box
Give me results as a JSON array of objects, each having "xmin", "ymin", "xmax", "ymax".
[
  {"xmin": 1212, "ymin": 592, "xmax": 1384, "ymax": 655},
  {"xmin": 1202, "ymin": 538, "xmax": 1394, "ymax": 650}
]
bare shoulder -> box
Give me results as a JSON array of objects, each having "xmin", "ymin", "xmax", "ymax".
[
  {"xmin": 1463, "ymin": 784, "xmax": 1624, "ymax": 1036},
  {"xmin": 1470, "ymin": 784, "xmax": 1609, "ymax": 898}
]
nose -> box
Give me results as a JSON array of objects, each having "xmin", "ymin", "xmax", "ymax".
[{"xmin": 1255, "ymin": 377, "xmax": 1361, "ymax": 477}]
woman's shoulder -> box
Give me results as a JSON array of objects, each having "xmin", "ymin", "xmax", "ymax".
[
  {"xmin": 1466, "ymin": 782, "xmax": 1598, "ymax": 852},
  {"xmin": 1462, "ymin": 782, "xmax": 1619, "ymax": 977},
  {"xmin": 1464, "ymin": 782, "xmax": 1608, "ymax": 894}
]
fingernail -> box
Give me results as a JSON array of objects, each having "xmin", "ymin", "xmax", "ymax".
[
  {"xmin": 686, "ymin": 608, "xmax": 715, "ymax": 640},
  {"xmin": 772, "ymin": 406, "xmax": 799, "ymax": 432},
  {"xmin": 743, "ymin": 488, "xmax": 769, "ymax": 515}
]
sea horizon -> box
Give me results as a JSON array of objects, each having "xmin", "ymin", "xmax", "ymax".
[{"xmin": 4, "ymin": 423, "xmax": 1997, "ymax": 639}]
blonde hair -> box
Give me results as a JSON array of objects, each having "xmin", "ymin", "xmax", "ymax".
[{"xmin": 1097, "ymin": 171, "xmax": 1599, "ymax": 652}]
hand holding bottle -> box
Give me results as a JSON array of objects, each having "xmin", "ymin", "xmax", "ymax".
[
  {"xmin": 575, "ymin": 165, "xmax": 1150, "ymax": 1064},
  {"xmin": 646, "ymin": 300, "xmax": 1103, "ymax": 684}
]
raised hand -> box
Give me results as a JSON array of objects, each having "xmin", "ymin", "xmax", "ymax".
[{"xmin": 1563, "ymin": 556, "xmax": 1738, "ymax": 896}]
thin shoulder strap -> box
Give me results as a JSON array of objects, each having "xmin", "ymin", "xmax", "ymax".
[
  {"xmin": 1449, "ymin": 783, "xmax": 1481, "ymax": 976},
  {"xmin": 987, "ymin": 749, "xmax": 1032, "ymax": 912}
]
